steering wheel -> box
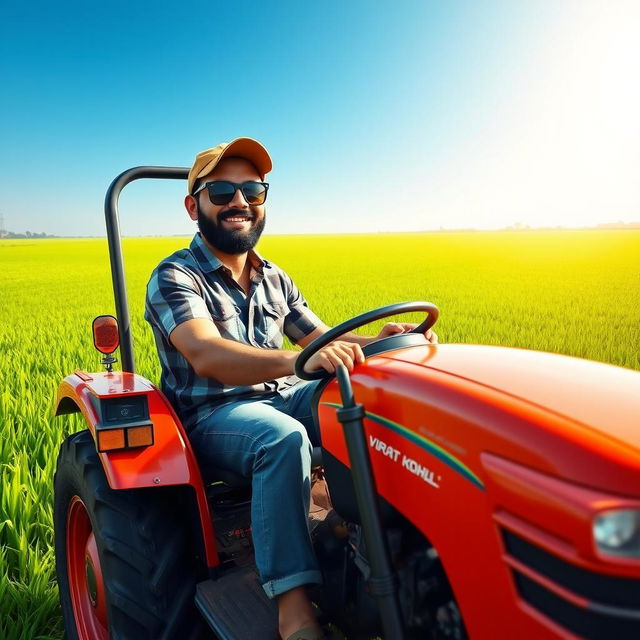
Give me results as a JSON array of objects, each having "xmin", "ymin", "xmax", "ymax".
[{"xmin": 295, "ymin": 301, "xmax": 439, "ymax": 381}]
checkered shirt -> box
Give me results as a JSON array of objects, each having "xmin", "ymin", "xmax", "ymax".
[{"xmin": 144, "ymin": 232, "xmax": 323, "ymax": 431}]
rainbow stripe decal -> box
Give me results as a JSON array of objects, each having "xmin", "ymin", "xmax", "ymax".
[{"xmin": 322, "ymin": 402, "xmax": 485, "ymax": 491}]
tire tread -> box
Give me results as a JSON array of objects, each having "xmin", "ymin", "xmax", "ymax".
[{"xmin": 54, "ymin": 430, "xmax": 210, "ymax": 640}]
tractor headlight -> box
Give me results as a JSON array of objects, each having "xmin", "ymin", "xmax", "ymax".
[{"xmin": 593, "ymin": 509, "xmax": 640, "ymax": 557}]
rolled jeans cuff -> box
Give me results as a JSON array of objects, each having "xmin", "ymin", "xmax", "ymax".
[{"xmin": 262, "ymin": 569, "xmax": 323, "ymax": 599}]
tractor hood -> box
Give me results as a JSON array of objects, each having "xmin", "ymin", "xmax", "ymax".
[{"xmin": 378, "ymin": 344, "xmax": 640, "ymax": 453}]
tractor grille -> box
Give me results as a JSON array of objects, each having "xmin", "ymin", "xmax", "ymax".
[{"xmin": 502, "ymin": 528, "xmax": 640, "ymax": 639}]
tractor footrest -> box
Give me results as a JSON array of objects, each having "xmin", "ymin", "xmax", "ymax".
[{"xmin": 195, "ymin": 567, "xmax": 278, "ymax": 639}]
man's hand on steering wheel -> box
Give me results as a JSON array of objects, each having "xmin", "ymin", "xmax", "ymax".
[
  {"xmin": 377, "ymin": 322, "xmax": 438, "ymax": 344},
  {"xmin": 303, "ymin": 340, "xmax": 365, "ymax": 375},
  {"xmin": 295, "ymin": 302, "xmax": 439, "ymax": 381}
]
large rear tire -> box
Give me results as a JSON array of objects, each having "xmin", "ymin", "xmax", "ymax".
[{"xmin": 54, "ymin": 430, "xmax": 210, "ymax": 640}]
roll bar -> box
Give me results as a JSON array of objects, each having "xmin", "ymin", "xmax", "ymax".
[{"xmin": 104, "ymin": 166, "xmax": 189, "ymax": 372}]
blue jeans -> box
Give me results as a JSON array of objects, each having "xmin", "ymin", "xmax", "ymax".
[{"xmin": 189, "ymin": 380, "xmax": 323, "ymax": 598}]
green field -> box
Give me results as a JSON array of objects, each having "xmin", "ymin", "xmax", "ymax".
[{"xmin": 1, "ymin": 230, "xmax": 639, "ymax": 638}]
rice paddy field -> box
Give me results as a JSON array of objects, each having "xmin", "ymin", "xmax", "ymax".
[{"xmin": 1, "ymin": 230, "xmax": 639, "ymax": 638}]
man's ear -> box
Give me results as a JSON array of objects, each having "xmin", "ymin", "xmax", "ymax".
[{"xmin": 184, "ymin": 194, "xmax": 198, "ymax": 221}]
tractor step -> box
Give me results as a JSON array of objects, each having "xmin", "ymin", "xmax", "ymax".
[{"xmin": 195, "ymin": 567, "xmax": 278, "ymax": 639}]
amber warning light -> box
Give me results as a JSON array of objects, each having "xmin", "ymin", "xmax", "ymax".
[
  {"xmin": 92, "ymin": 315, "xmax": 119, "ymax": 372},
  {"xmin": 96, "ymin": 425, "xmax": 154, "ymax": 452}
]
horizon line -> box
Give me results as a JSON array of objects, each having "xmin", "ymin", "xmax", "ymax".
[{"xmin": 2, "ymin": 221, "xmax": 640, "ymax": 239}]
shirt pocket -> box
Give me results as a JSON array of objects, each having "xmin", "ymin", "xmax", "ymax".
[
  {"xmin": 210, "ymin": 301, "xmax": 242, "ymax": 341},
  {"xmin": 259, "ymin": 299, "xmax": 288, "ymax": 348}
]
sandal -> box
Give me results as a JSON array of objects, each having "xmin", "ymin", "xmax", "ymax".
[{"xmin": 284, "ymin": 626, "xmax": 325, "ymax": 640}]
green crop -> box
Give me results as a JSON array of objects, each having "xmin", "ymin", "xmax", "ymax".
[{"xmin": 1, "ymin": 230, "xmax": 638, "ymax": 638}]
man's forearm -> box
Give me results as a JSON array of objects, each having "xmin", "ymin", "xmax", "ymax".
[{"xmin": 196, "ymin": 338, "xmax": 299, "ymax": 385}]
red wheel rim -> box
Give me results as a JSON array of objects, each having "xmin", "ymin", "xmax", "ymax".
[{"xmin": 67, "ymin": 496, "xmax": 109, "ymax": 640}]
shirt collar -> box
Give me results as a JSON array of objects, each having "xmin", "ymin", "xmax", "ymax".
[{"xmin": 190, "ymin": 232, "xmax": 270, "ymax": 273}]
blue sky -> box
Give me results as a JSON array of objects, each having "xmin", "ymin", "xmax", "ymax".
[{"xmin": 1, "ymin": 0, "xmax": 638, "ymax": 236}]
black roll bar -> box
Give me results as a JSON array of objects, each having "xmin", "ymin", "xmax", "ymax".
[{"xmin": 104, "ymin": 166, "xmax": 189, "ymax": 372}]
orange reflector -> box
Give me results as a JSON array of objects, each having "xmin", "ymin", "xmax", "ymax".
[
  {"xmin": 127, "ymin": 425, "xmax": 154, "ymax": 448},
  {"xmin": 97, "ymin": 429, "xmax": 125, "ymax": 451},
  {"xmin": 92, "ymin": 315, "xmax": 120, "ymax": 355}
]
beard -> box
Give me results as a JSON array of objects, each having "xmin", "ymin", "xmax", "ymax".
[{"xmin": 196, "ymin": 204, "xmax": 266, "ymax": 254}]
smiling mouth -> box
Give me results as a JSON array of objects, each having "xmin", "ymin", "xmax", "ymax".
[{"xmin": 219, "ymin": 212, "xmax": 254, "ymax": 224}]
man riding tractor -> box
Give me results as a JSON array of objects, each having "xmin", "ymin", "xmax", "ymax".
[{"xmin": 144, "ymin": 137, "xmax": 437, "ymax": 640}]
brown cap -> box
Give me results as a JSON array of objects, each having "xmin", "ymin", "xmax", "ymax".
[{"xmin": 187, "ymin": 137, "xmax": 272, "ymax": 194}]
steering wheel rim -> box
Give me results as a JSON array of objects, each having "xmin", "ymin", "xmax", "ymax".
[{"xmin": 295, "ymin": 301, "xmax": 439, "ymax": 381}]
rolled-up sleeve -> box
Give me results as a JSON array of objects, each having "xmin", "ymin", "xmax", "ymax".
[
  {"xmin": 281, "ymin": 272, "xmax": 323, "ymax": 344},
  {"xmin": 144, "ymin": 263, "xmax": 212, "ymax": 341}
]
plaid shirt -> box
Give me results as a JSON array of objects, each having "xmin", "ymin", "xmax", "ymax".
[{"xmin": 144, "ymin": 232, "xmax": 323, "ymax": 431}]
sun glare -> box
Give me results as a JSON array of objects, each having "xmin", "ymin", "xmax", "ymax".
[{"xmin": 423, "ymin": 1, "xmax": 640, "ymax": 231}]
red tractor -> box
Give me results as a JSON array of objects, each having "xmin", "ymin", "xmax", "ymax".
[{"xmin": 54, "ymin": 167, "xmax": 640, "ymax": 639}]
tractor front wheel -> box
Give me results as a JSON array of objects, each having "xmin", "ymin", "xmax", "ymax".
[{"xmin": 54, "ymin": 430, "xmax": 209, "ymax": 640}]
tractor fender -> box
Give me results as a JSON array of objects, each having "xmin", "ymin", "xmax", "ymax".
[{"xmin": 55, "ymin": 369, "xmax": 219, "ymax": 568}]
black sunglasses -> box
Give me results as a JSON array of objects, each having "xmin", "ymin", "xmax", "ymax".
[{"xmin": 192, "ymin": 180, "xmax": 269, "ymax": 206}]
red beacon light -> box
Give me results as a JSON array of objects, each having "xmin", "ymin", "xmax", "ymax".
[{"xmin": 92, "ymin": 315, "xmax": 119, "ymax": 373}]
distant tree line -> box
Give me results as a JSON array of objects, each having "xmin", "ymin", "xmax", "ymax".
[{"xmin": 0, "ymin": 231, "xmax": 59, "ymax": 238}]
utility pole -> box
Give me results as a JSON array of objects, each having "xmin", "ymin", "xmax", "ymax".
[{"xmin": 0, "ymin": 212, "xmax": 6, "ymax": 238}]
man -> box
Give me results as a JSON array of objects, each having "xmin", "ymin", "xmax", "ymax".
[{"xmin": 144, "ymin": 137, "xmax": 437, "ymax": 640}]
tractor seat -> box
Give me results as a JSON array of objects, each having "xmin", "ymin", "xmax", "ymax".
[{"xmin": 200, "ymin": 446, "xmax": 324, "ymax": 487}]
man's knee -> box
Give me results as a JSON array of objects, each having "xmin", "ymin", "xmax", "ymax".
[{"xmin": 259, "ymin": 419, "xmax": 312, "ymax": 463}]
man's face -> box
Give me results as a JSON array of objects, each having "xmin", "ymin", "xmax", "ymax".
[{"xmin": 192, "ymin": 157, "xmax": 266, "ymax": 255}]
